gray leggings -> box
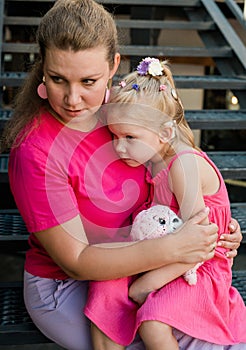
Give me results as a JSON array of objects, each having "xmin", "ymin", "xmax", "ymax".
[{"xmin": 24, "ymin": 271, "xmax": 246, "ymax": 350}]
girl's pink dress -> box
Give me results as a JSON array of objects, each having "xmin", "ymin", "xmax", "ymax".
[{"xmin": 84, "ymin": 151, "xmax": 246, "ymax": 346}]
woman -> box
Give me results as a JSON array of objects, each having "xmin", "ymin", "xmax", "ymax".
[{"xmin": 0, "ymin": 1, "xmax": 241, "ymax": 349}]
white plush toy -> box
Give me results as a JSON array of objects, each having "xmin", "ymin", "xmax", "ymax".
[{"xmin": 130, "ymin": 205, "xmax": 202, "ymax": 285}]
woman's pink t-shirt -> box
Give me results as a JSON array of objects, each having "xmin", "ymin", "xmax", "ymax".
[{"xmin": 8, "ymin": 111, "xmax": 149, "ymax": 279}]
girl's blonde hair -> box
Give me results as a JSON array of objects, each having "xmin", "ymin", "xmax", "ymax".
[
  {"xmin": 1, "ymin": 0, "xmax": 118, "ymax": 151},
  {"xmin": 108, "ymin": 59, "xmax": 198, "ymax": 151}
]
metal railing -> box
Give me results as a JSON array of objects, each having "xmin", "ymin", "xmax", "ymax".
[{"xmin": 224, "ymin": 0, "xmax": 246, "ymax": 28}]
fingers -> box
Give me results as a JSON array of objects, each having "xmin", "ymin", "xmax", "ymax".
[
  {"xmin": 189, "ymin": 207, "xmax": 210, "ymax": 225},
  {"xmin": 211, "ymin": 242, "xmax": 217, "ymax": 251},
  {"xmin": 202, "ymin": 224, "xmax": 218, "ymax": 260},
  {"xmin": 218, "ymin": 238, "xmax": 240, "ymax": 250},
  {"xmin": 228, "ymin": 218, "xmax": 239, "ymax": 233},
  {"xmin": 225, "ymin": 249, "xmax": 238, "ymax": 259},
  {"xmin": 219, "ymin": 231, "xmax": 242, "ymax": 250},
  {"xmin": 175, "ymin": 212, "xmax": 218, "ymax": 264}
]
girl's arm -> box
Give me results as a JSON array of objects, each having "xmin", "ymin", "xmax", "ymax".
[
  {"xmin": 169, "ymin": 152, "xmax": 211, "ymax": 224},
  {"xmin": 129, "ymin": 262, "xmax": 195, "ymax": 305},
  {"xmin": 129, "ymin": 152, "xmax": 213, "ymax": 303},
  {"xmin": 129, "ymin": 223, "xmax": 242, "ymax": 305},
  {"xmin": 170, "ymin": 153, "xmax": 242, "ymax": 257},
  {"xmin": 34, "ymin": 208, "xmax": 217, "ymax": 281}
]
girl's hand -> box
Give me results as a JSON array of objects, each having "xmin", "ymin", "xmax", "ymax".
[{"xmin": 218, "ymin": 218, "xmax": 242, "ymax": 258}]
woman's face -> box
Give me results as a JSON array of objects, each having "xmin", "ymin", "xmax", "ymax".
[{"xmin": 43, "ymin": 46, "xmax": 119, "ymax": 125}]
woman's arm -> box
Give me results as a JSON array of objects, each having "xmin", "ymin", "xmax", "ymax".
[{"xmin": 34, "ymin": 208, "xmax": 217, "ymax": 281}]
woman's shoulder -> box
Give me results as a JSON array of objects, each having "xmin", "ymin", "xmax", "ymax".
[{"xmin": 18, "ymin": 110, "xmax": 63, "ymax": 150}]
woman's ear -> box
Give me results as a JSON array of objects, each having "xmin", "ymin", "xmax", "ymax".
[
  {"xmin": 109, "ymin": 53, "xmax": 121, "ymax": 79},
  {"xmin": 159, "ymin": 127, "xmax": 174, "ymax": 143}
]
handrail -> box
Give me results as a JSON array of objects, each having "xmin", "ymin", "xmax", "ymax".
[
  {"xmin": 0, "ymin": 0, "xmax": 4, "ymax": 72},
  {"xmin": 224, "ymin": 0, "xmax": 246, "ymax": 29},
  {"xmin": 201, "ymin": 0, "xmax": 246, "ymax": 70}
]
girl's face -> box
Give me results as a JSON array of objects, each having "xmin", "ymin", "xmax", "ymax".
[
  {"xmin": 108, "ymin": 118, "xmax": 163, "ymax": 167},
  {"xmin": 43, "ymin": 47, "xmax": 120, "ymax": 125}
]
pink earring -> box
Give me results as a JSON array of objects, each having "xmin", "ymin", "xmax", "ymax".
[
  {"xmin": 37, "ymin": 76, "xmax": 48, "ymax": 99},
  {"xmin": 104, "ymin": 88, "xmax": 110, "ymax": 104}
]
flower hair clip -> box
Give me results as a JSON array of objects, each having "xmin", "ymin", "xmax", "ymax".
[{"xmin": 137, "ymin": 57, "xmax": 164, "ymax": 77}]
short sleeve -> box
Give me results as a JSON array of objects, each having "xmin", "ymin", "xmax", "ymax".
[{"xmin": 8, "ymin": 142, "xmax": 79, "ymax": 232}]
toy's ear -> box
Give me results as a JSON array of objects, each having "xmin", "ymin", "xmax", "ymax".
[{"xmin": 159, "ymin": 126, "xmax": 174, "ymax": 143}]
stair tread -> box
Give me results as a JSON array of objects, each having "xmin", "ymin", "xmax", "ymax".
[
  {"xmin": 0, "ymin": 269, "xmax": 245, "ymax": 344},
  {"xmin": 0, "ymin": 203, "xmax": 245, "ymax": 240},
  {"xmin": 1, "ymin": 73, "xmax": 246, "ymax": 89},
  {"xmin": 2, "ymin": 43, "xmax": 233, "ymax": 57}
]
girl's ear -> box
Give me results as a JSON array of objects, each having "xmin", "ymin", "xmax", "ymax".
[
  {"xmin": 159, "ymin": 127, "xmax": 174, "ymax": 143},
  {"xmin": 109, "ymin": 53, "xmax": 121, "ymax": 79}
]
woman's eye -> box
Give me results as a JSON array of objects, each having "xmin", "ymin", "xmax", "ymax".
[
  {"xmin": 82, "ymin": 79, "xmax": 96, "ymax": 86},
  {"xmin": 51, "ymin": 76, "xmax": 63, "ymax": 83},
  {"xmin": 126, "ymin": 135, "xmax": 134, "ymax": 140}
]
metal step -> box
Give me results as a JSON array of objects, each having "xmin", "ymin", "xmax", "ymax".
[
  {"xmin": 5, "ymin": 0, "xmax": 201, "ymax": 4},
  {"xmin": 207, "ymin": 151, "xmax": 246, "ymax": 179},
  {"xmin": 2, "ymin": 42, "xmax": 233, "ymax": 57},
  {"xmin": 0, "ymin": 152, "xmax": 245, "ymax": 183},
  {"xmin": 186, "ymin": 110, "xmax": 246, "ymax": 130},
  {"xmin": 0, "ymin": 203, "xmax": 245, "ymax": 252},
  {"xmin": 3, "ymin": 17, "xmax": 216, "ymax": 31},
  {"xmin": 1, "ymin": 72, "xmax": 246, "ymax": 90},
  {"xmin": 1, "ymin": 109, "xmax": 246, "ymax": 130},
  {"xmin": 1, "ymin": 270, "xmax": 245, "ymax": 345},
  {"xmin": 0, "ymin": 282, "xmax": 52, "ymax": 345}
]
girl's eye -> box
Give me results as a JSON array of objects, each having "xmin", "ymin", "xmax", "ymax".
[{"xmin": 126, "ymin": 135, "xmax": 134, "ymax": 140}]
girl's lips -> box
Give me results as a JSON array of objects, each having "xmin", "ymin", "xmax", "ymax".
[{"xmin": 120, "ymin": 158, "xmax": 141, "ymax": 165}]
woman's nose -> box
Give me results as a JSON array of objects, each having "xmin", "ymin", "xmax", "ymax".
[{"xmin": 65, "ymin": 85, "xmax": 82, "ymax": 106}]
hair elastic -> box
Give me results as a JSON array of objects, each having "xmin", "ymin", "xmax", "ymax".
[
  {"xmin": 119, "ymin": 81, "xmax": 126, "ymax": 88},
  {"xmin": 132, "ymin": 84, "xmax": 140, "ymax": 91},
  {"xmin": 159, "ymin": 84, "xmax": 167, "ymax": 91}
]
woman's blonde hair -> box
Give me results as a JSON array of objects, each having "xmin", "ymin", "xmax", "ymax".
[
  {"xmin": 108, "ymin": 59, "xmax": 198, "ymax": 152},
  {"xmin": 1, "ymin": 0, "xmax": 118, "ymax": 151}
]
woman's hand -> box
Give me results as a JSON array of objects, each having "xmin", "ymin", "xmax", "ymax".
[
  {"xmin": 173, "ymin": 207, "xmax": 218, "ymax": 264},
  {"xmin": 218, "ymin": 218, "xmax": 242, "ymax": 258}
]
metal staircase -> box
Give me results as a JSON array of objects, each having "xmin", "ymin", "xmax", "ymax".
[{"xmin": 0, "ymin": 0, "xmax": 246, "ymax": 345}]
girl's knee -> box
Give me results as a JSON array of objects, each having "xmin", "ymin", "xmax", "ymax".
[
  {"xmin": 139, "ymin": 321, "xmax": 178, "ymax": 349},
  {"xmin": 139, "ymin": 320, "xmax": 172, "ymax": 335},
  {"xmin": 91, "ymin": 323, "xmax": 124, "ymax": 350}
]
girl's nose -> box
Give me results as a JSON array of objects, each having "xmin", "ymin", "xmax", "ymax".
[{"xmin": 114, "ymin": 138, "xmax": 126, "ymax": 154}]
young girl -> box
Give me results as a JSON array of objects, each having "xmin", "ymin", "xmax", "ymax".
[{"xmin": 84, "ymin": 57, "xmax": 246, "ymax": 350}]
